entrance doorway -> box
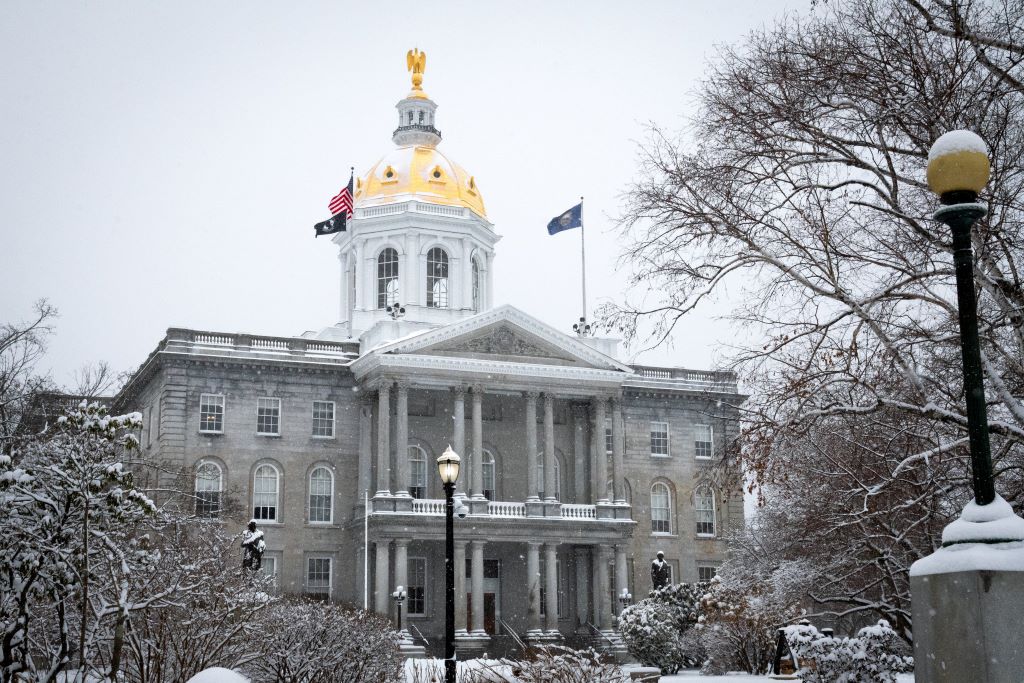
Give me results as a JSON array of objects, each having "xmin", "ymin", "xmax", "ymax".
[{"xmin": 465, "ymin": 559, "xmax": 501, "ymax": 634}]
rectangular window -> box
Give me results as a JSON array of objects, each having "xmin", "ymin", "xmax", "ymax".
[
  {"xmin": 199, "ymin": 393, "xmax": 225, "ymax": 433},
  {"xmin": 257, "ymin": 397, "xmax": 281, "ymax": 436},
  {"xmin": 698, "ymin": 565, "xmax": 717, "ymax": 582},
  {"xmin": 306, "ymin": 557, "xmax": 331, "ymax": 600},
  {"xmin": 695, "ymin": 424, "xmax": 713, "ymax": 459},
  {"xmin": 262, "ymin": 554, "xmax": 279, "ymax": 590},
  {"xmin": 408, "ymin": 557, "xmax": 426, "ymax": 616},
  {"xmin": 147, "ymin": 405, "xmax": 155, "ymax": 446},
  {"xmin": 650, "ymin": 421, "xmax": 670, "ymax": 456},
  {"xmin": 311, "ymin": 401, "xmax": 335, "ymax": 438},
  {"xmin": 605, "ymin": 424, "xmax": 613, "ymax": 454}
]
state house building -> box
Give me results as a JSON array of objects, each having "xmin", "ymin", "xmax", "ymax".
[{"xmin": 113, "ymin": 53, "xmax": 745, "ymax": 656}]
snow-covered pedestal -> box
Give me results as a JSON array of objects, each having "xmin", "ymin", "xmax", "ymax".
[{"xmin": 910, "ymin": 495, "xmax": 1024, "ymax": 682}]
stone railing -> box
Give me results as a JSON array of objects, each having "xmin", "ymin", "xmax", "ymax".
[
  {"xmin": 356, "ymin": 201, "xmax": 474, "ymax": 221},
  {"xmin": 629, "ymin": 365, "xmax": 738, "ymax": 391},
  {"xmin": 411, "ymin": 499, "xmax": 446, "ymax": 515},
  {"xmin": 406, "ymin": 499, "xmax": 602, "ymax": 520},
  {"xmin": 166, "ymin": 328, "xmax": 357, "ymax": 360},
  {"xmin": 560, "ymin": 504, "xmax": 597, "ymax": 519},
  {"xmin": 488, "ymin": 501, "xmax": 526, "ymax": 518}
]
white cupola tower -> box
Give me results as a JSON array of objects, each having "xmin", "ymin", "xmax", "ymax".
[{"xmin": 328, "ymin": 49, "xmax": 500, "ymax": 349}]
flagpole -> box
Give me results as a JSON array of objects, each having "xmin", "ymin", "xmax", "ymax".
[{"xmin": 580, "ymin": 196, "xmax": 587, "ymax": 324}]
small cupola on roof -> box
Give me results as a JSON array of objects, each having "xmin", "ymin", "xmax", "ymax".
[{"xmin": 394, "ymin": 48, "xmax": 441, "ymax": 148}]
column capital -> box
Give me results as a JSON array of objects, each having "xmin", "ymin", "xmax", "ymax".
[
  {"xmin": 394, "ymin": 538, "xmax": 410, "ymax": 549},
  {"xmin": 374, "ymin": 378, "xmax": 394, "ymax": 393},
  {"xmin": 375, "ymin": 539, "xmax": 392, "ymax": 549},
  {"xmin": 543, "ymin": 541, "xmax": 560, "ymax": 551},
  {"xmin": 571, "ymin": 403, "xmax": 589, "ymax": 418},
  {"xmin": 470, "ymin": 384, "xmax": 485, "ymax": 397},
  {"xmin": 526, "ymin": 540, "xmax": 543, "ymax": 550},
  {"xmin": 596, "ymin": 545, "xmax": 612, "ymax": 559},
  {"xmin": 451, "ymin": 385, "xmax": 467, "ymax": 398},
  {"xmin": 542, "ymin": 391, "xmax": 557, "ymax": 403},
  {"xmin": 395, "ymin": 380, "xmax": 411, "ymax": 394},
  {"xmin": 524, "ymin": 390, "xmax": 540, "ymax": 400},
  {"xmin": 609, "ymin": 396, "xmax": 623, "ymax": 409},
  {"xmin": 470, "ymin": 539, "xmax": 487, "ymax": 550}
]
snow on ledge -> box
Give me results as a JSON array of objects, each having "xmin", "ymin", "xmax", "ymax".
[
  {"xmin": 185, "ymin": 668, "xmax": 250, "ymax": 683},
  {"xmin": 910, "ymin": 495, "xmax": 1024, "ymax": 577},
  {"xmin": 928, "ymin": 130, "xmax": 988, "ymax": 160}
]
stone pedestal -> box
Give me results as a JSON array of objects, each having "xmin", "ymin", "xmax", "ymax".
[
  {"xmin": 454, "ymin": 632, "xmax": 491, "ymax": 658},
  {"xmin": 909, "ymin": 495, "xmax": 1024, "ymax": 682},
  {"xmin": 396, "ymin": 634, "xmax": 427, "ymax": 659}
]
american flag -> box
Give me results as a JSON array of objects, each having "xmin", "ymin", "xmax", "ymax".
[{"xmin": 328, "ymin": 170, "xmax": 354, "ymax": 218}]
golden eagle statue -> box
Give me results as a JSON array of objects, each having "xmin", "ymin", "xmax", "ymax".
[{"xmin": 407, "ymin": 48, "xmax": 426, "ymax": 91}]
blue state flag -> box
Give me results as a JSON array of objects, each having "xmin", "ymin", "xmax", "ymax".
[{"xmin": 547, "ymin": 202, "xmax": 582, "ymax": 235}]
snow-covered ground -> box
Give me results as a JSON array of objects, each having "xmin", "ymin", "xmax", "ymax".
[{"xmin": 661, "ymin": 672, "xmax": 915, "ymax": 682}]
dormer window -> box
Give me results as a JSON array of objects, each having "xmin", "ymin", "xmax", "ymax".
[
  {"xmin": 430, "ymin": 165, "xmax": 444, "ymax": 180},
  {"xmin": 383, "ymin": 165, "xmax": 397, "ymax": 181}
]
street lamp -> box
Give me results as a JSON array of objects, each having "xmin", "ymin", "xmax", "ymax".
[
  {"xmin": 436, "ymin": 445, "xmax": 461, "ymax": 683},
  {"xmin": 391, "ymin": 586, "xmax": 407, "ymax": 641},
  {"xmin": 386, "ymin": 303, "xmax": 407, "ymax": 320},
  {"xmin": 572, "ymin": 315, "xmax": 593, "ymax": 337},
  {"xmin": 618, "ymin": 588, "xmax": 632, "ymax": 611},
  {"xmin": 926, "ymin": 130, "xmax": 995, "ymax": 506}
]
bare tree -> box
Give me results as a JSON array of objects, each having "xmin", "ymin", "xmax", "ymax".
[
  {"xmin": 603, "ymin": 0, "xmax": 1024, "ymax": 639},
  {"xmin": 0, "ymin": 299, "xmax": 57, "ymax": 448}
]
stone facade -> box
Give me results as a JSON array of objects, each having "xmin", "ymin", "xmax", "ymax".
[{"xmin": 114, "ymin": 311, "xmax": 745, "ymax": 655}]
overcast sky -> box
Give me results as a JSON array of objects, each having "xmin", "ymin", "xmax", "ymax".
[{"xmin": 1, "ymin": 0, "xmax": 810, "ymax": 389}]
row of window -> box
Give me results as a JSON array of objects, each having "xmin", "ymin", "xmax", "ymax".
[
  {"xmin": 195, "ymin": 394, "xmax": 717, "ymax": 461},
  {"xmin": 195, "ymin": 458, "xmax": 719, "ymax": 537},
  {"xmin": 198, "ymin": 394, "xmax": 336, "ymax": 438},
  {"xmin": 376, "ymin": 247, "xmax": 484, "ymax": 312}
]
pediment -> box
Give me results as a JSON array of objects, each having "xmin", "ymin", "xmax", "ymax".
[
  {"xmin": 368, "ymin": 305, "xmax": 633, "ymax": 373},
  {"xmin": 412, "ymin": 322, "xmax": 580, "ymax": 365}
]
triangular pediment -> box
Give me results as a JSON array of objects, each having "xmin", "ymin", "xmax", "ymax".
[{"xmin": 367, "ymin": 305, "xmax": 632, "ymax": 372}]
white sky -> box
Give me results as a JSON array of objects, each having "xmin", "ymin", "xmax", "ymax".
[{"xmin": 1, "ymin": 0, "xmax": 809, "ymax": 388}]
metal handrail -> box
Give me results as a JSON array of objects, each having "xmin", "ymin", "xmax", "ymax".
[
  {"xmin": 497, "ymin": 617, "xmax": 528, "ymax": 653},
  {"xmin": 584, "ymin": 621, "xmax": 616, "ymax": 646},
  {"xmin": 409, "ymin": 623, "xmax": 430, "ymax": 647}
]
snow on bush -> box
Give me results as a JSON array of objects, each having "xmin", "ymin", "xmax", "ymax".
[
  {"xmin": 617, "ymin": 583, "xmax": 705, "ymax": 673},
  {"xmin": 407, "ymin": 646, "xmax": 625, "ymax": 683},
  {"xmin": 696, "ymin": 562, "xmax": 805, "ymax": 675},
  {"xmin": 243, "ymin": 598, "xmax": 402, "ymax": 683},
  {"xmin": 783, "ymin": 619, "xmax": 914, "ymax": 683},
  {"xmin": 185, "ymin": 667, "xmax": 251, "ymax": 683}
]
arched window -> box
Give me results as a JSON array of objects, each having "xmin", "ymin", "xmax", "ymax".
[
  {"xmin": 651, "ymin": 482, "xmax": 671, "ymax": 534},
  {"xmin": 426, "ymin": 248, "xmax": 449, "ymax": 308},
  {"xmin": 472, "ymin": 258, "xmax": 481, "ymax": 312},
  {"xmin": 409, "ymin": 445, "xmax": 427, "ymax": 499},
  {"xmin": 537, "ymin": 452, "xmax": 562, "ymax": 500},
  {"xmin": 309, "ymin": 466, "xmax": 333, "ymax": 523},
  {"xmin": 482, "ymin": 450, "xmax": 495, "ymax": 500},
  {"xmin": 377, "ymin": 248, "xmax": 399, "ymax": 308},
  {"xmin": 195, "ymin": 461, "xmax": 222, "ymax": 518},
  {"xmin": 695, "ymin": 487, "xmax": 716, "ymax": 537},
  {"xmin": 253, "ymin": 464, "xmax": 280, "ymax": 521}
]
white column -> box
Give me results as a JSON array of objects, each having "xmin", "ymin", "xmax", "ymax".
[
  {"xmin": 374, "ymin": 539, "xmax": 390, "ymax": 615},
  {"xmin": 358, "ymin": 395, "xmax": 373, "ymax": 497},
  {"xmin": 395, "ymin": 383, "xmax": 409, "ymax": 497},
  {"xmin": 544, "ymin": 543, "xmax": 559, "ymax": 633},
  {"xmin": 471, "ymin": 386, "xmax": 484, "ymax": 500},
  {"xmin": 453, "ymin": 388, "xmax": 466, "ymax": 497},
  {"xmin": 455, "ymin": 541, "xmax": 468, "ymax": 635},
  {"xmin": 527, "ymin": 541, "xmax": 542, "ymax": 635},
  {"xmin": 611, "ymin": 398, "xmax": 625, "ymax": 504},
  {"xmin": 525, "ymin": 392, "xmax": 539, "ymax": 501},
  {"xmin": 614, "ymin": 545, "xmax": 628, "ymax": 616},
  {"xmin": 543, "ymin": 393, "xmax": 556, "ymax": 502},
  {"xmin": 394, "ymin": 539, "xmax": 409, "ymax": 633},
  {"xmin": 592, "ymin": 397, "xmax": 608, "ymax": 503},
  {"xmin": 574, "ymin": 547, "xmax": 589, "ymax": 630},
  {"xmin": 471, "ymin": 540, "xmax": 486, "ymax": 634},
  {"xmin": 461, "ymin": 237, "xmax": 472, "ymax": 310},
  {"xmin": 596, "ymin": 547, "xmax": 610, "ymax": 630},
  {"xmin": 376, "ymin": 383, "xmax": 391, "ymax": 495}
]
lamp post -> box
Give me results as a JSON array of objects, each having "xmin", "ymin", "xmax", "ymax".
[
  {"xmin": 618, "ymin": 588, "xmax": 632, "ymax": 612},
  {"xmin": 909, "ymin": 130, "xmax": 1024, "ymax": 682},
  {"xmin": 925, "ymin": 130, "xmax": 995, "ymax": 505},
  {"xmin": 436, "ymin": 446, "xmax": 461, "ymax": 683},
  {"xmin": 391, "ymin": 586, "xmax": 407, "ymax": 641}
]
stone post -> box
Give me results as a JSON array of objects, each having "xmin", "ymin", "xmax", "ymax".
[
  {"xmin": 375, "ymin": 383, "xmax": 391, "ymax": 496},
  {"xmin": 452, "ymin": 388, "xmax": 466, "ymax": 497},
  {"xmin": 395, "ymin": 383, "xmax": 409, "ymax": 497},
  {"xmin": 454, "ymin": 541, "xmax": 468, "ymax": 635},
  {"xmin": 526, "ymin": 542, "xmax": 542, "ymax": 636},
  {"xmin": 394, "ymin": 539, "xmax": 408, "ymax": 633},
  {"xmin": 470, "ymin": 540, "xmax": 486, "ymax": 635},
  {"xmin": 374, "ymin": 539, "xmax": 390, "ymax": 615},
  {"xmin": 525, "ymin": 392, "xmax": 539, "ymax": 502},
  {"xmin": 543, "ymin": 393, "xmax": 556, "ymax": 502},
  {"xmin": 544, "ymin": 543, "xmax": 559, "ymax": 634},
  {"xmin": 592, "ymin": 397, "xmax": 608, "ymax": 504}
]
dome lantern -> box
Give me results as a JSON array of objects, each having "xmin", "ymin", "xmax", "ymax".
[{"xmin": 393, "ymin": 48, "xmax": 441, "ymax": 148}]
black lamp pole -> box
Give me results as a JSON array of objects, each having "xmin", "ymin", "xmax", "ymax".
[
  {"xmin": 444, "ymin": 480, "xmax": 456, "ymax": 683},
  {"xmin": 934, "ymin": 199, "xmax": 996, "ymax": 506}
]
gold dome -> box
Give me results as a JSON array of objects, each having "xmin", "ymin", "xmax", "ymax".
[{"xmin": 355, "ymin": 145, "xmax": 487, "ymax": 218}]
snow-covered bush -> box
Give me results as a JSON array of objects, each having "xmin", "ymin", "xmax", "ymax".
[
  {"xmin": 508, "ymin": 645, "xmax": 626, "ymax": 683},
  {"xmin": 617, "ymin": 583, "xmax": 704, "ymax": 673},
  {"xmin": 784, "ymin": 620, "xmax": 913, "ymax": 683},
  {"xmin": 0, "ymin": 401, "xmax": 153, "ymax": 682},
  {"xmin": 243, "ymin": 599, "xmax": 402, "ymax": 683},
  {"xmin": 697, "ymin": 561, "xmax": 805, "ymax": 674}
]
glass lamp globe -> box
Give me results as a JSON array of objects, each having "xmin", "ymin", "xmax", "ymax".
[
  {"xmin": 436, "ymin": 445, "xmax": 461, "ymax": 485},
  {"xmin": 926, "ymin": 130, "xmax": 990, "ymax": 203}
]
